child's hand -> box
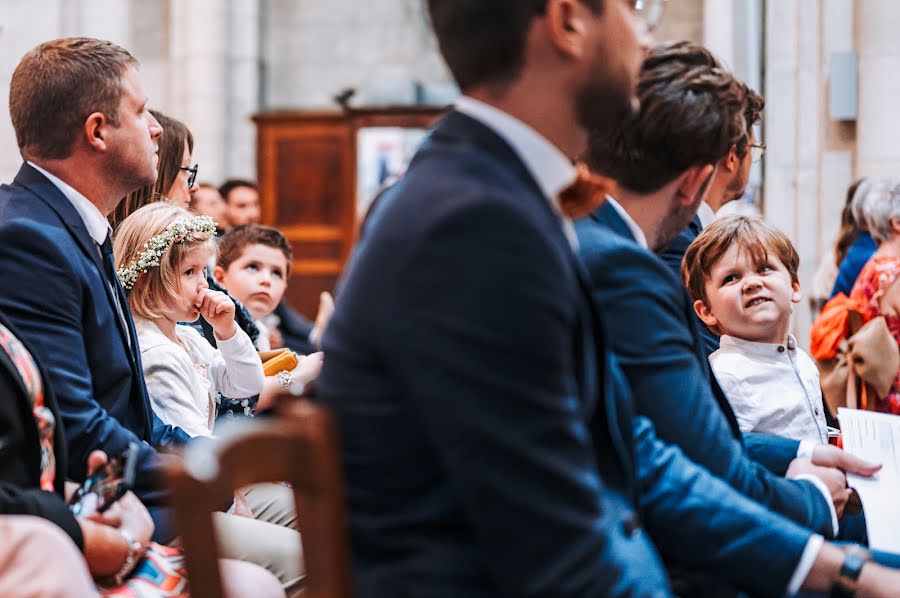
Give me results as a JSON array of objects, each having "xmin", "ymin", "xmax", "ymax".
[{"xmin": 196, "ymin": 288, "xmax": 237, "ymax": 340}]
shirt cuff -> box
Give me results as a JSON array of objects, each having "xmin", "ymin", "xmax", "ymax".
[
  {"xmin": 786, "ymin": 534, "xmax": 824, "ymax": 595},
  {"xmin": 796, "ymin": 439, "xmax": 816, "ymax": 460},
  {"xmin": 793, "ymin": 474, "xmax": 839, "ymax": 536}
]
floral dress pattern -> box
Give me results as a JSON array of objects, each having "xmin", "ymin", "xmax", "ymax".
[{"xmin": 849, "ymin": 255, "xmax": 900, "ymax": 414}]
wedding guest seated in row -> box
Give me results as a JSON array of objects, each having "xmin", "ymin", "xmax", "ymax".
[
  {"xmin": 113, "ymin": 202, "xmax": 264, "ymax": 438},
  {"xmin": 653, "ymin": 41, "xmax": 764, "ymax": 358},
  {"xmin": 214, "ymin": 224, "xmax": 325, "ymax": 409},
  {"xmin": 109, "ymin": 109, "xmax": 197, "ymax": 229},
  {"xmin": 190, "ymin": 183, "xmax": 227, "ymax": 232},
  {"xmin": 684, "ymin": 215, "xmax": 829, "ymax": 444},
  {"xmin": 846, "ymin": 180, "xmax": 900, "ymax": 414},
  {"xmin": 0, "ymin": 37, "xmax": 302, "ymax": 590},
  {"xmin": 0, "ymin": 307, "xmax": 283, "ymax": 596},
  {"xmin": 810, "ymin": 179, "xmax": 866, "ymax": 314},
  {"xmin": 831, "ymin": 178, "xmax": 883, "ymax": 298}
]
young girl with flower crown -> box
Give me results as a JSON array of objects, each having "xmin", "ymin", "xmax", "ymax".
[{"xmin": 113, "ymin": 202, "xmax": 264, "ymax": 437}]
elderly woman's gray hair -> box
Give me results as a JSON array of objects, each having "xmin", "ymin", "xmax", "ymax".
[{"xmin": 860, "ymin": 178, "xmax": 900, "ymax": 243}]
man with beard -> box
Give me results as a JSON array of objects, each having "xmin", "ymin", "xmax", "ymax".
[
  {"xmin": 653, "ymin": 42, "xmax": 763, "ymax": 356},
  {"xmin": 316, "ymin": 0, "xmax": 675, "ymax": 596},
  {"xmin": 576, "ymin": 41, "xmax": 900, "ymax": 596}
]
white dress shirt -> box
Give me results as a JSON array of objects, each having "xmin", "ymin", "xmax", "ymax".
[
  {"xmin": 135, "ymin": 317, "xmax": 265, "ymax": 437},
  {"xmin": 697, "ymin": 201, "xmax": 717, "ymax": 228},
  {"xmin": 605, "ymin": 195, "xmax": 649, "ymax": 249},
  {"xmin": 455, "ymin": 96, "xmax": 579, "ymax": 249},
  {"xmin": 711, "ymin": 335, "xmax": 829, "ymax": 444},
  {"xmin": 27, "ymin": 161, "xmax": 110, "ymax": 244}
]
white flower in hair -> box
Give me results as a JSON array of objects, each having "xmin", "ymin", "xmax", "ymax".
[{"xmin": 117, "ymin": 215, "xmax": 217, "ymax": 290}]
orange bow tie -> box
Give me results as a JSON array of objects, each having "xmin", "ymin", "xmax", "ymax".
[{"xmin": 557, "ymin": 163, "xmax": 616, "ymax": 220}]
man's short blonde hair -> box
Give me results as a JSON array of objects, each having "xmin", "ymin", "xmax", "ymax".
[
  {"xmin": 113, "ymin": 202, "xmax": 217, "ymax": 320},
  {"xmin": 682, "ymin": 215, "xmax": 800, "ymax": 306}
]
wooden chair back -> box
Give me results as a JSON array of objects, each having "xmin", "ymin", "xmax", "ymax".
[{"xmin": 165, "ymin": 400, "xmax": 352, "ymax": 598}]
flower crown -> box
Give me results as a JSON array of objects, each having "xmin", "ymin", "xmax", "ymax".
[{"xmin": 117, "ymin": 215, "xmax": 217, "ymax": 290}]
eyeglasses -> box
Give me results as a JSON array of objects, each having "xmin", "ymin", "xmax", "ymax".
[
  {"xmin": 180, "ymin": 164, "xmax": 199, "ymax": 188},
  {"xmin": 633, "ymin": 0, "xmax": 667, "ymax": 32},
  {"xmin": 750, "ymin": 143, "xmax": 766, "ymax": 163}
]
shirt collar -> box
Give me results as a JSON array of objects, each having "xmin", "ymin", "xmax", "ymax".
[
  {"xmin": 719, "ymin": 334, "xmax": 798, "ymax": 358},
  {"xmin": 455, "ymin": 96, "xmax": 578, "ymax": 206},
  {"xmin": 697, "ymin": 201, "xmax": 716, "ymax": 229},
  {"xmin": 27, "ymin": 161, "xmax": 112, "ymax": 245},
  {"xmin": 605, "ymin": 195, "xmax": 649, "ymax": 249}
]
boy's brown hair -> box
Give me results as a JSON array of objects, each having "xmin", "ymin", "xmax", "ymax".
[
  {"xmin": 682, "ymin": 215, "xmax": 800, "ymax": 305},
  {"xmin": 218, "ymin": 224, "xmax": 293, "ymax": 277}
]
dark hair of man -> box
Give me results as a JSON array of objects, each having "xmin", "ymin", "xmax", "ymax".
[
  {"xmin": 585, "ymin": 41, "xmax": 747, "ymax": 194},
  {"xmin": 9, "ymin": 37, "xmax": 138, "ymax": 160},
  {"xmin": 426, "ymin": 0, "xmax": 603, "ymax": 92},
  {"xmin": 219, "ymin": 179, "xmax": 258, "ymax": 203},
  {"xmin": 734, "ymin": 87, "xmax": 764, "ymax": 159},
  {"xmin": 218, "ymin": 223, "xmax": 293, "ymax": 277},
  {"xmin": 109, "ymin": 110, "xmax": 194, "ymax": 229}
]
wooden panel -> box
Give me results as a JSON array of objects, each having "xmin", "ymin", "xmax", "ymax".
[
  {"xmin": 254, "ymin": 107, "xmax": 445, "ymax": 318},
  {"xmin": 286, "ymin": 273, "xmax": 340, "ymax": 320}
]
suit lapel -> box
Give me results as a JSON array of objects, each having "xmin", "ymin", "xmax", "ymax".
[{"xmin": 14, "ymin": 165, "xmax": 135, "ymax": 358}]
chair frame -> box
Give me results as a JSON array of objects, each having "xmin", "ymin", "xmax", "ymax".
[{"xmin": 166, "ymin": 400, "xmax": 353, "ymax": 598}]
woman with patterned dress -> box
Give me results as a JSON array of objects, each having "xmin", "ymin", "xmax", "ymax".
[{"xmin": 848, "ymin": 180, "xmax": 900, "ymax": 414}]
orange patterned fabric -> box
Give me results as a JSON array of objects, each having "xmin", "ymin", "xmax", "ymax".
[
  {"xmin": 848, "ymin": 256, "xmax": 900, "ymax": 414},
  {"xmin": 809, "ymin": 293, "xmax": 861, "ymax": 360},
  {"xmin": 0, "ymin": 323, "xmax": 55, "ymax": 491}
]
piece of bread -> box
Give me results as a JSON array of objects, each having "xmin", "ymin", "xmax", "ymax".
[{"xmin": 262, "ymin": 349, "xmax": 299, "ymax": 376}]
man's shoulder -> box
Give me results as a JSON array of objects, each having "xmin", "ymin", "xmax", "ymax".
[{"xmin": 576, "ymin": 217, "xmax": 681, "ymax": 289}]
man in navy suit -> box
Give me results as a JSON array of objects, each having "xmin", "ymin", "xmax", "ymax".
[
  {"xmin": 654, "ymin": 42, "xmax": 764, "ymax": 357},
  {"xmin": 0, "ymin": 38, "xmax": 304, "ymax": 589},
  {"xmin": 317, "ymin": 2, "xmax": 675, "ymax": 595},
  {"xmin": 575, "ymin": 40, "xmax": 900, "ymax": 593}
]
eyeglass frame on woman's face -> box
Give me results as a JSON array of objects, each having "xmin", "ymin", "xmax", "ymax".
[
  {"xmin": 750, "ymin": 143, "xmax": 766, "ymax": 163},
  {"xmin": 179, "ymin": 164, "xmax": 199, "ymax": 188}
]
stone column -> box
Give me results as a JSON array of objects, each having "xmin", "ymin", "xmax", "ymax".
[
  {"xmin": 763, "ymin": 0, "xmax": 824, "ymax": 345},
  {"xmin": 170, "ymin": 0, "xmax": 228, "ymax": 183},
  {"xmin": 224, "ymin": 0, "xmax": 260, "ymax": 180},
  {"xmin": 856, "ymin": 0, "xmax": 900, "ymax": 177}
]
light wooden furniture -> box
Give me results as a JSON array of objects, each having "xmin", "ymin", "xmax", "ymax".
[
  {"xmin": 165, "ymin": 400, "xmax": 352, "ymax": 598},
  {"xmin": 253, "ymin": 107, "xmax": 444, "ymax": 318}
]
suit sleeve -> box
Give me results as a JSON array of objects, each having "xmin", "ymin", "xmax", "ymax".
[
  {"xmin": 633, "ymin": 416, "xmax": 812, "ymax": 597},
  {"xmin": 580, "ymin": 240, "xmax": 834, "ymax": 536},
  {"xmin": 0, "ymin": 221, "xmax": 160, "ymax": 489},
  {"xmin": 743, "ymin": 432, "xmax": 801, "ymax": 476},
  {"xmin": 390, "ymin": 201, "xmax": 659, "ymax": 597}
]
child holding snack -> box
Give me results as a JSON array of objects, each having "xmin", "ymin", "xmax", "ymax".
[
  {"xmin": 683, "ymin": 215, "xmax": 829, "ymax": 444},
  {"xmin": 214, "ymin": 224, "xmax": 324, "ymax": 407},
  {"xmin": 113, "ymin": 203, "xmax": 264, "ymax": 437}
]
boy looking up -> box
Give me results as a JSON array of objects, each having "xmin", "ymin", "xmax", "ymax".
[{"xmin": 684, "ymin": 215, "xmax": 829, "ymax": 444}]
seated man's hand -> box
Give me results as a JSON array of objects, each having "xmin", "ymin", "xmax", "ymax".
[
  {"xmin": 812, "ymin": 443, "xmax": 882, "ymax": 476},
  {"xmin": 786, "ymin": 459, "xmax": 852, "ymax": 518},
  {"xmin": 89, "ymin": 491, "xmax": 154, "ymax": 547}
]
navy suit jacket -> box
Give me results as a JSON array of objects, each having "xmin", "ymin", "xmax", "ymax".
[
  {"xmin": 0, "ymin": 163, "xmax": 186, "ymax": 541},
  {"xmin": 575, "ymin": 203, "xmax": 834, "ymax": 540},
  {"xmin": 656, "ymin": 214, "xmax": 721, "ymax": 356},
  {"xmin": 317, "ymin": 111, "xmax": 672, "ymax": 598}
]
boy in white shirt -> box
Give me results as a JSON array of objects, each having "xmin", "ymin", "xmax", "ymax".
[{"xmin": 683, "ymin": 215, "xmax": 829, "ymax": 444}]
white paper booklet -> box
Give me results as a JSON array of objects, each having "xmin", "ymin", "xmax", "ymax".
[{"xmin": 837, "ymin": 407, "xmax": 900, "ymax": 553}]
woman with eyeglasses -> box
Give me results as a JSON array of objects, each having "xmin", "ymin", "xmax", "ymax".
[{"xmin": 109, "ymin": 109, "xmax": 198, "ymax": 229}]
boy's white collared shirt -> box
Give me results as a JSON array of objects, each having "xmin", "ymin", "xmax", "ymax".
[{"xmin": 710, "ymin": 334, "xmax": 829, "ymax": 445}]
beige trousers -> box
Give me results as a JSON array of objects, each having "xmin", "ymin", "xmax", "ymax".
[{"xmin": 214, "ymin": 482, "xmax": 304, "ymax": 591}]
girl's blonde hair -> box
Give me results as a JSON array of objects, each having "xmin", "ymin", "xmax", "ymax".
[{"xmin": 113, "ymin": 202, "xmax": 217, "ymax": 320}]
